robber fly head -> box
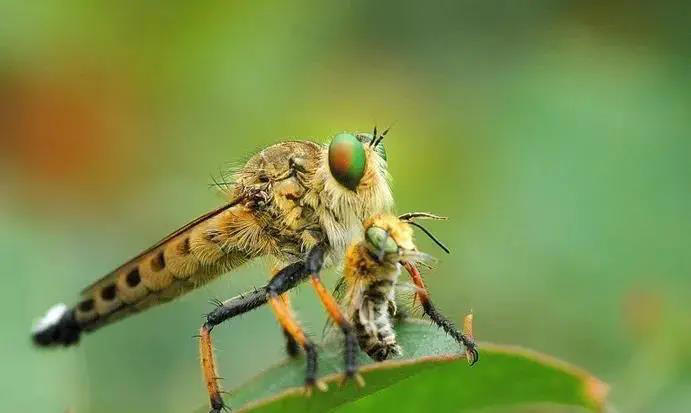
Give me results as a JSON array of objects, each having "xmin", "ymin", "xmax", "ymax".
[{"xmin": 327, "ymin": 126, "xmax": 389, "ymax": 191}]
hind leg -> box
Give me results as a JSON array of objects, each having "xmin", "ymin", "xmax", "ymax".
[
  {"xmin": 265, "ymin": 246, "xmax": 329, "ymax": 393},
  {"xmin": 269, "ymin": 263, "xmax": 301, "ymax": 358},
  {"xmin": 199, "ymin": 262, "xmax": 308, "ymax": 412}
]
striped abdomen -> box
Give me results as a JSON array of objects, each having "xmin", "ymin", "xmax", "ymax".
[
  {"xmin": 353, "ymin": 277, "xmax": 401, "ymax": 361},
  {"xmin": 33, "ymin": 201, "xmax": 266, "ymax": 346}
]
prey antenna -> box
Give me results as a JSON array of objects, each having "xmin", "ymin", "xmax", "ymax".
[
  {"xmin": 399, "ymin": 212, "xmax": 450, "ymax": 254},
  {"xmin": 399, "ymin": 212, "xmax": 447, "ymax": 222}
]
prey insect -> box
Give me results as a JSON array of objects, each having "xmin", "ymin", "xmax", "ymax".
[
  {"xmin": 332, "ymin": 213, "xmax": 478, "ymax": 363},
  {"xmin": 32, "ymin": 129, "xmax": 395, "ymax": 412},
  {"xmin": 197, "ymin": 212, "xmax": 477, "ymax": 411}
]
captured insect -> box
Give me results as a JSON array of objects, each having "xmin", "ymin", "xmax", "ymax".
[
  {"xmin": 193, "ymin": 212, "xmax": 476, "ymax": 411},
  {"xmin": 331, "ymin": 213, "xmax": 478, "ymax": 363},
  {"xmin": 31, "ymin": 128, "xmax": 476, "ymax": 412}
]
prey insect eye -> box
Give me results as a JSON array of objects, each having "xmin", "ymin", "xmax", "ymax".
[
  {"xmin": 365, "ymin": 227, "xmax": 398, "ymax": 255},
  {"xmin": 329, "ymin": 133, "xmax": 366, "ymax": 190}
]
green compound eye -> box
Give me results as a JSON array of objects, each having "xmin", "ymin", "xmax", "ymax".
[
  {"xmin": 365, "ymin": 227, "xmax": 399, "ymax": 255},
  {"xmin": 328, "ymin": 133, "xmax": 366, "ymax": 190}
]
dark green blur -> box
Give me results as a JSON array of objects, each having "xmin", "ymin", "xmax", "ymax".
[{"xmin": 1, "ymin": 1, "xmax": 689, "ymax": 412}]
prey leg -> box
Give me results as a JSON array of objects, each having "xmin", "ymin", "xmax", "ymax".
[{"xmin": 403, "ymin": 261, "xmax": 479, "ymax": 365}]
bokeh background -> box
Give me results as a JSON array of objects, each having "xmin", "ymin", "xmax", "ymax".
[{"xmin": 1, "ymin": 1, "xmax": 689, "ymax": 412}]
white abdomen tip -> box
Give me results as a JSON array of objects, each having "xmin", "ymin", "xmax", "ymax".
[{"xmin": 32, "ymin": 303, "xmax": 68, "ymax": 334}]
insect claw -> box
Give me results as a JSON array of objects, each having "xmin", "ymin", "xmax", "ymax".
[
  {"xmin": 340, "ymin": 372, "xmax": 365, "ymax": 388},
  {"xmin": 303, "ymin": 384, "xmax": 313, "ymax": 398},
  {"xmin": 354, "ymin": 373, "xmax": 366, "ymax": 387},
  {"xmin": 466, "ymin": 346, "xmax": 480, "ymax": 366}
]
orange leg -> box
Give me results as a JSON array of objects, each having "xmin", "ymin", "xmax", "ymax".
[
  {"xmin": 268, "ymin": 294, "xmax": 325, "ymax": 392},
  {"xmin": 199, "ymin": 325, "xmax": 224, "ymax": 412},
  {"xmin": 310, "ymin": 275, "xmax": 364, "ymax": 385},
  {"xmin": 197, "ymin": 247, "xmax": 327, "ymax": 412},
  {"xmin": 403, "ymin": 261, "xmax": 479, "ymax": 365},
  {"xmin": 199, "ymin": 287, "xmax": 268, "ymax": 413},
  {"xmin": 270, "ymin": 264, "xmax": 301, "ymax": 357}
]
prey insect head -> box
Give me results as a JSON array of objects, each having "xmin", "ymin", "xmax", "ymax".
[
  {"xmin": 365, "ymin": 226, "xmax": 399, "ymax": 261},
  {"xmin": 362, "ymin": 214, "xmax": 417, "ymax": 263}
]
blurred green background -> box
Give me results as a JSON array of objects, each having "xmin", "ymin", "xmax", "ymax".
[{"xmin": 1, "ymin": 1, "xmax": 689, "ymax": 412}]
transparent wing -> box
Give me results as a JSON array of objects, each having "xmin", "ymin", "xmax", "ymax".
[{"xmin": 80, "ymin": 198, "xmax": 244, "ymax": 295}]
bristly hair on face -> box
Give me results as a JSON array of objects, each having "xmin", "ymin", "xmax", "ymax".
[
  {"xmin": 370, "ymin": 125, "xmax": 390, "ymax": 148},
  {"xmin": 208, "ymin": 167, "xmax": 234, "ymax": 195}
]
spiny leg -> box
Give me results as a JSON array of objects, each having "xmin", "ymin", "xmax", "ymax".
[
  {"xmin": 309, "ymin": 274, "xmax": 363, "ymax": 386},
  {"xmin": 279, "ymin": 292, "xmax": 301, "ymax": 358},
  {"xmin": 267, "ymin": 294, "xmax": 324, "ymax": 393},
  {"xmin": 403, "ymin": 261, "xmax": 479, "ymax": 365},
  {"xmin": 266, "ymin": 245, "xmax": 329, "ymax": 393},
  {"xmin": 283, "ymin": 325, "xmax": 300, "ymax": 357},
  {"xmin": 200, "ymin": 287, "xmax": 269, "ymax": 413},
  {"xmin": 199, "ymin": 325, "xmax": 224, "ymax": 412},
  {"xmin": 272, "ymin": 270, "xmax": 300, "ymax": 357},
  {"xmin": 199, "ymin": 261, "xmax": 308, "ymax": 413}
]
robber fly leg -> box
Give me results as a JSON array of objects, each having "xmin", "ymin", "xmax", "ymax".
[
  {"xmin": 199, "ymin": 261, "xmax": 308, "ymax": 412},
  {"xmin": 267, "ymin": 294, "xmax": 326, "ymax": 394},
  {"xmin": 283, "ymin": 327, "xmax": 301, "ymax": 357},
  {"xmin": 266, "ymin": 245, "xmax": 328, "ymax": 393},
  {"xmin": 403, "ymin": 261, "xmax": 479, "ymax": 365},
  {"xmin": 199, "ymin": 287, "xmax": 268, "ymax": 412},
  {"xmin": 309, "ymin": 274, "xmax": 363, "ymax": 386}
]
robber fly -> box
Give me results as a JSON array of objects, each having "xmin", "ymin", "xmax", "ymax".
[
  {"xmin": 31, "ymin": 129, "xmax": 476, "ymax": 412},
  {"xmin": 333, "ymin": 213, "xmax": 478, "ymax": 363}
]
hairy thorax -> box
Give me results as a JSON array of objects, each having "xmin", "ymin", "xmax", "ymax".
[{"xmin": 230, "ymin": 140, "xmax": 393, "ymax": 266}]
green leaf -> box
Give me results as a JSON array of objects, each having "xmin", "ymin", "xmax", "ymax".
[{"xmin": 196, "ymin": 320, "xmax": 608, "ymax": 413}]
